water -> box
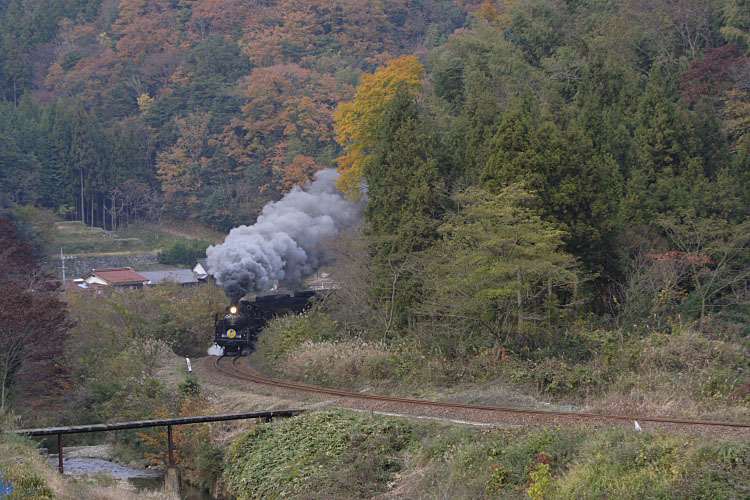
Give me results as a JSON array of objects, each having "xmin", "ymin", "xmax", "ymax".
[
  {"xmin": 48, "ymin": 456, "xmax": 214, "ymax": 499},
  {"xmin": 51, "ymin": 457, "xmax": 161, "ymax": 480}
]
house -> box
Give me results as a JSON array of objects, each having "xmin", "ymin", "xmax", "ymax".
[
  {"xmin": 141, "ymin": 269, "xmax": 198, "ymax": 287},
  {"xmin": 83, "ymin": 267, "xmax": 149, "ymax": 290},
  {"xmin": 51, "ymin": 279, "xmax": 102, "ymax": 292},
  {"xmin": 62, "ymin": 278, "xmax": 99, "ymax": 291},
  {"xmin": 192, "ymin": 258, "xmax": 213, "ymax": 282},
  {"xmin": 303, "ymin": 270, "xmax": 338, "ymax": 291}
]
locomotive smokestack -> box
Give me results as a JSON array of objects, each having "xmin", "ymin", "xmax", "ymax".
[{"xmin": 206, "ymin": 169, "xmax": 362, "ymax": 301}]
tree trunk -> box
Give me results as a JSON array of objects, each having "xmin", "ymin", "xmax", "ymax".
[
  {"xmin": 517, "ymin": 269, "xmax": 522, "ymax": 330},
  {"xmin": 80, "ymin": 170, "xmax": 85, "ymax": 223},
  {"xmin": 1, "ymin": 362, "xmax": 8, "ymax": 413}
]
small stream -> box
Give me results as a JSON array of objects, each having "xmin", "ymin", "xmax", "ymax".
[{"xmin": 48, "ymin": 455, "xmax": 214, "ymax": 499}]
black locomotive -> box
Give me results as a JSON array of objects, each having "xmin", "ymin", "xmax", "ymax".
[{"xmin": 214, "ymin": 290, "xmax": 316, "ymax": 355}]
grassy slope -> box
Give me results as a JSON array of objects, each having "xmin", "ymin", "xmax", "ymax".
[
  {"xmin": 253, "ymin": 312, "xmax": 750, "ymax": 423},
  {"xmin": 220, "ymin": 409, "xmax": 750, "ymax": 500}
]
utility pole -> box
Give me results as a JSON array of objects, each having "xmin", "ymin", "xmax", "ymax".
[{"xmin": 61, "ymin": 248, "xmax": 67, "ymax": 300}]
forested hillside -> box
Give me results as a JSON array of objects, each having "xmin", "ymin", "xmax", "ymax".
[
  {"xmin": 1, "ymin": 0, "xmax": 749, "ymax": 398},
  {"xmin": 0, "ymin": 0, "xmax": 467, "ymax": 230}
]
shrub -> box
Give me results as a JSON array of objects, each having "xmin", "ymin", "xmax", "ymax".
[
  {"xmin": 255, "ymin": 311, "xmax": 339, "ymax": 361},
  {"xmin": 157, "ymin": 239, "xmax": 210, "ymax": 265},
  {"xmin": 179, "ymin": 375, "xmax": 201, "ymax": 397},
  {"xmin": 221, "ymin": 410, "xmax": 413, "ymax": 499}
]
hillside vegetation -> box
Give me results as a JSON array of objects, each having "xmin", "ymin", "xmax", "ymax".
[
  {"xmin": 0, "ymin": 1, "xmax": 749, "ymax": 497},
  {"xmin": 220, "ymin": 409, "xmax": 750, "ymax": 500}
]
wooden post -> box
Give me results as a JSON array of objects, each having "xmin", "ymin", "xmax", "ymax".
[
  {"xmin": 58, "ymin": 434, "xmax": 64, "ymax": 474},
  {"xmin": 167, "ymin": 425, "xmax": 174, "ymax": 468}
]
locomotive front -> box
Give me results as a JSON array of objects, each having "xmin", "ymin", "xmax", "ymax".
[{"xmin": 215, "ymin": 300, "xmax": 261, "ymax": 355}]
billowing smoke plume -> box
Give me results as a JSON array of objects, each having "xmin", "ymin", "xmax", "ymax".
[{"xmin": 206, "ymin": 169, "xmax": 361, "ymax": 301}]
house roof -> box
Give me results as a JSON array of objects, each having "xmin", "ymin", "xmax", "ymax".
[
  {"xmin": 140, "ymin": 269, "xmax": 197, "ymax": 285},
  {"xmin": 193, "ymin": 258, "xmax": 212, "ymax": 278},
  {"xmin": 52, "ymin": 279, "xmax": 100, "ymax": 291},
  {"xmin": 87, "ymin": 268, "xmax": 149, "ymax": 285}
]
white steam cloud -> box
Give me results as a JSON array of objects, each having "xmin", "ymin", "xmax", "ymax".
[{"xmin": 206, "ymin": 169, "xmax": 361, "ymax": 301}]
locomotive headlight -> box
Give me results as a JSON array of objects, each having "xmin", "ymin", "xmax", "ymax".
[{"xmin": 230, "ymin": 306, "xmax": 238, "ymax": 314}]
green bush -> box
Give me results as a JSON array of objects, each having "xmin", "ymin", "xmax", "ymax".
[
  {"xmin": 221, "ymin": 409, "xmax": 413, "ymax": 499},
  {"xmin": 179, "ymin": 375, "xmax": 201, "ymax": 397},
  {"xmin": 0, "ymin": 434, "xmax": 55, "ymax": 500},
  {"xmin": 157, "ymin": 239, "xmax": 210, "ymax": 265},
  {"xmin": 256, "ymin": 310, "xmax": 339, "ymax": 361},
  {"xmin": 409, "ymin": 423, "xmax": 750, "ymax": 500}
]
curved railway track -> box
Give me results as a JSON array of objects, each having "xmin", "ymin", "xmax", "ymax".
[{"xmin": 214, "ymin": 355, "xmax": 750, "ymax": 432}]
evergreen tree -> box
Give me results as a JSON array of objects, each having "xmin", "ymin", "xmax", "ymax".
[
  {"xmin": 625, "ymin": 65, "xmax": 715, "ymax": 222},
  {"xmin": 364, "ymin": 85, "xmax": 447, "ymax": 331},
  {"xmin": 365, "ymin": 85, "xmax": 446, "ymax": 247},
  {"xmin": 37, "ymin": 103, "xmax": 71, "ymax": 213},
  {"xmin": 481, "ymin": 96, "xmax": 622, "ymax": 274},
  {"xmin": 721, "ymin": 0, "xmax": 750, "ymax": 54}
]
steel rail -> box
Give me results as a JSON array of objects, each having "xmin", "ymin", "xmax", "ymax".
[{"xmin": 215, "ymin": 356, "xmax": 750, "ymax": 429}]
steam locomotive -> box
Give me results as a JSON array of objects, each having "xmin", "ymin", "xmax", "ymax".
[{"xmin": 214, "ymin": 290, "xmax": 316, "ymax": 355}]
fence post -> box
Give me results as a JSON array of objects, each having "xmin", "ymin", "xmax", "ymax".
[
  {"xmin": 167, "ymin": 425, "xmax": 174, "ymax": 468},
  {"xmin": 58, "ymin": 434, "xmax": 64, "ymax": 474}
]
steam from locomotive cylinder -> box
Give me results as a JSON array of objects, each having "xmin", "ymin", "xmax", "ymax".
[{"xmin": 206, "ymin": 169, "xmax": 361, "ymax": 301}]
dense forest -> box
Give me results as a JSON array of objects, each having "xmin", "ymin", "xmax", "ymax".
[
  {"xmin": 1, "ymin": 4, "xmax": 749, "ymax": 497},
  {"xmin": 1, "ymin": 0, "xmax": 749, "ymax": 366}
]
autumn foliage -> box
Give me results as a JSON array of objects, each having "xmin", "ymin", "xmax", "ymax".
[
  {"xmin": 334, "ymin": 55, "xmax": 424, "ymax": 198},
  {"xmin": 0, "ymin": 217, "xmax": 69, "ymax": 413}
]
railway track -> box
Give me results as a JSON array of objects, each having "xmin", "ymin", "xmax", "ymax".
[{"xmin": 214, "ymin": 355, "xmax": 750, "ymax": 433}]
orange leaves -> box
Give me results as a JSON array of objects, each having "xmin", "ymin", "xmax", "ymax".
[
  {"xmin": 334, "ymin": 55, "xmax": 424, "ymax": 198},
  {"xmin": 157, "ymin": 113, "xmax": 214, "ymax": 209},
  {"xmin": 280, "ymin": 155, "xmax": 324, "ymax": 192},
  {"xmin": 189, "ymin": 0, "xmax": 252, "ymax": 41},
  {"xmin": 223, "ymin": 64, "xmax": 354, "ymax": 191},
  {"xmin": 113, "ymin": 0, "xmax": 179, "ymax": 61}
]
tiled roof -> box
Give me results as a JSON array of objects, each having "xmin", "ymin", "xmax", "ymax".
[{"xmin": 90, "ymin": 268, "xmax": 149, "ymax": 284}]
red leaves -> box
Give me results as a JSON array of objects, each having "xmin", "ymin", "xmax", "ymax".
[
  {"xmin": 679, "ymin": 44, "xmax": 748, "ymax": 104},
  {"xmin": 649, "ymin": 250, "xmax": 713, "ymax": 266},
  {"xmin": 0, "ymin": 217, "xmax": 69, "ymax": 412}
]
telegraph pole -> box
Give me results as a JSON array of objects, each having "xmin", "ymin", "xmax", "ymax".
[{"xmin": 61, "ymin": 247, "xmax": 67, "ymax": 299}]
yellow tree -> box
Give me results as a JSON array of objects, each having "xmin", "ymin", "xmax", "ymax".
[{"xmin": 333, "ymin": 55, "xmax": 424, "ymax": 198}]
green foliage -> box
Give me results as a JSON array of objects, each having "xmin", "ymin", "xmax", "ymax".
[
  {"xmin": 721, "ymin": 0, "xmax": 750, "ymax": 54},
  {"xmin": 255, "ymin": 310, "xmax": 338, "ymax": 361},
  {"xmin": 222, "ymin": 410, "xmax": 413, "ymax": 499},
  {"xmin": 365, "ymin": 85, "xmax": 446, "ymax": 242},
  {"xmin": 0, "ymin": 434, "xmax": 54, "ymax": 499},
  {"xmin": 179, "ymin": 375, "xmax": 201, "ymax": 398},
  {"xmin": 197, "ymin": 440, "xmax": 224, "ymax": 486},
  {"xmin": 157, "ymin": 238, "xmax": 210, "ymax": 266},
  {"xmin": 64, "ymin": 282, "xmax": 226, "ymax": 422},
  {"xmin": 481, "ymin": 95, "xmax": 622, "ymax": 274},
  {"xmin": 419, "ymin": 185, "xmax": 578, "ymax": 355},
  {"xmin": 551, "ymin": 429, "xmax": 750, "ymax": 500},
  {"xmin": 407, "ymin": 423, "xmax": 750, "ymax": 500}
]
